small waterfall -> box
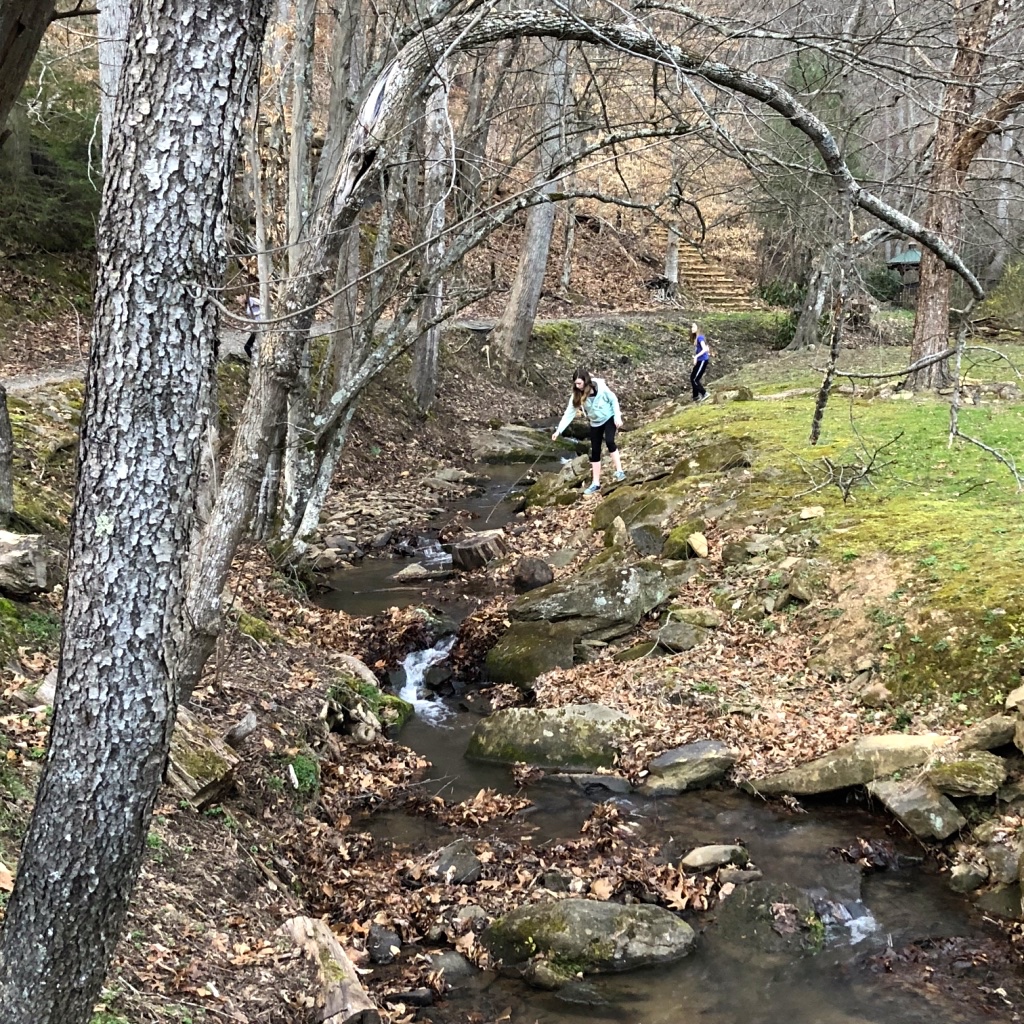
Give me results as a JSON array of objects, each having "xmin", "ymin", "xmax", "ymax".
[
  {"xmin": 399, "ymin": 635, "xmax": 457, "ymax": 721},
  {"xmin": 417, "ymin": 538, "xmax": 452, "ymax": 568}
]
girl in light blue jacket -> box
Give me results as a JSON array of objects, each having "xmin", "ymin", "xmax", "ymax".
[{"xmin": 551, "ymin": 367, "xmax": 626, "ymax": 495}]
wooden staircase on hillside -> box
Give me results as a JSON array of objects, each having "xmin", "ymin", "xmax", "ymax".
[{"xmin": 642, "ymin": 225, "xmax": 758, "ymax": 311}]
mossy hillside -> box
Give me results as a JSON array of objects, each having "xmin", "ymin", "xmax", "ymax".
[
  {"xmin": 636, "ymin": 343, "xmax": 1024, "ymax": 705},
  {"xmin": 6, "ymin": 384, "xmax": 82, "ymax": 535}
]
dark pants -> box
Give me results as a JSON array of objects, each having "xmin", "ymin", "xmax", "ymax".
[
  {"xmin": 589, "ymin": 418, "xmax": 618, "ymax": 462},
  {"xmin": 245, "ymin": 331, "xmax": 257, "ymax": 359},
  {"xmin": 691, "ymin": 360, "xmax": 709, "ymax": 400}
]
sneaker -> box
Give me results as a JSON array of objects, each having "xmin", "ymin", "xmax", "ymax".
[
  {"xmin": 613, "ymin": 470, "xmax": 626, "ymax": 482},
  {"xmin": 696, "ymin": 394, "xmax": 710, "ymax": 404},
  {"xmin": 583, "ymin": 482, "xmax": 601, "ymax": 496}
]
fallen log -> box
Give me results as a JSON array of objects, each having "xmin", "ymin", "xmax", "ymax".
[
  {"xmin": 451, "ymin": 528, "xmax": 508, "ymax": 570},
  {"xmin": 166, "ymin": 706, "xmax": 240, "ymax": 810},
  {"xmin": 281, "ymin": 916, "xmax": 381, "ymax": 1024}
]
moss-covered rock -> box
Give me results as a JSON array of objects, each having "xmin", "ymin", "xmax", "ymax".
[
  {"xmin": 485, "ymin": 620, "xmax": 577, "ymax": 687},
  {"xmin": 510, "ymin": 556, "xmax": 681, "ymax": 642},
  {"xmin": 924, "ymin": 751, "xmax": 1007, "ymax": 797},
  {"xmin": 466, "ymin": 704, "xmax": 635, "ymax": 770},
  {"xmin": 482, "ymin": 898, "xmax": 696, "ymax": 976},
  {"xmin": 662, "ymin": 518, "xmax": 707, "ymax": 559}
]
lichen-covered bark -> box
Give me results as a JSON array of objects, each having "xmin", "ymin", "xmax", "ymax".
[{"xmin": 0, "ymin": 2, "xmax": 267, "ymax": 1022}]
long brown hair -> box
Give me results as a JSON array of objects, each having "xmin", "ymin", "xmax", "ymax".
[
  {"xmin": 571, "ymin": 367, "xmax": 596, "ymax": 409},
  {"xmin": 689, "ymin": 322, "xmax": 700, "ymax": 344}
]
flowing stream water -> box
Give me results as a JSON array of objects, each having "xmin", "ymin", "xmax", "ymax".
[{"xmin": 316, "ymin": 461, "xmax": 1005, "ymax": 1024}]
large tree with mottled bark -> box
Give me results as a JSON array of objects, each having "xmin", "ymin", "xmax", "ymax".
[{"xmin": 0, "ymin": 2, "xmax": 268, "ymax": 1022}]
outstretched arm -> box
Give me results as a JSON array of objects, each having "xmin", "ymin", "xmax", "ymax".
[{"xmin": 552, "ymin": 398, "xmax": 575, "ymax": 439}]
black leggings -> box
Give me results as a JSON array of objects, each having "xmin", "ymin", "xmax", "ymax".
[
  {"xmin": 589, "ymin": 418, "xmax": 618, "ymax": 462},
  {"xmin": 691, "ymin": 360, "xmax": 709, "ymax": 400}
]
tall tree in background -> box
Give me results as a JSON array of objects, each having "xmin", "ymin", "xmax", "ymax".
[
  {"xmin": 0, "ymin": 385, "xmax": 13, "ymax": 528},
  {"xmin": 410, "ymin": 70, "xmax": 450, "ymax": 413},
  {"xmin": 0, "ymin": 2, "xmax": 268, "ymax": 1022},
  {"xmin": 491, "ymin": 38, "xmax": 569, "ymax": 371},
  {"xmin": 908, "ymin": 0, "xmax": 1024, "ymax": 388},
  {"xmin": 0, "ymin": 3, "xmax": 55, "ymax": 144},
  {"xmin": 98, "ymin": 0, "xmax": 131, "ymax": 166}
]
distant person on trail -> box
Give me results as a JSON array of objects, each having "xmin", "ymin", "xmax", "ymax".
[
  {"xmin": 690, "ymin": 322, "xmax": 710, "ymax": 403},
  {"xmin": 244, "ymin": 294, "xmax": 262, "ymax": 360},
  {"xmin": 551, "ymin": 367, "xmax": 625, "ymax": 496}
]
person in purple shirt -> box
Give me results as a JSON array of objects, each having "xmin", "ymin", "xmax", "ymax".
[{"xmin": 690, "ymin": 322, "xmax": 710, "ymax": 403}]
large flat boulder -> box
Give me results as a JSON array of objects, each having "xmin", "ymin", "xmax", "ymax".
[
  {"xmin": 639, "ymin": 739, "xmax": 736, "ymax": 796},
  {"xmin": 511, "ymin": 556, "xmax": 688, "ymax": 642},
  {"xmin": 470, "ymin": 425, "xmax": 575, "ymax": 464},
  {"xmin": 466, "ymin": 704, "xmax": 635, "ymax": 771},
  {"xmin": 483, "ymin": 898, "xmax": 696, "ymax": 974},
  {"xmin": 867, "ymin": 778, "xmax": 966, "ymax": 840},
  {"xmin": 746, "ymin": 734, "xmax": 953, "ymax": 796}
]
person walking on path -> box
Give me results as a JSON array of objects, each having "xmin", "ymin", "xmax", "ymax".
[
  {"xmin": 551, "ymin": 367, "xmax": 625, "ymax": 496},
  {"xmin": 690, "ymin": 322, "xmax": 711, "ymax": 403}
]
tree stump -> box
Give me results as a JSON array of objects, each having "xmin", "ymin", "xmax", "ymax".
[
  {"xmin": 281, "ymin": 916, "xmax": 381, "ymax": 1024},
  {"xmin": 167, "ymin": 706, "xmax": 240, "ymax": 810},
  {"xmin": 451, "ymin": 529, "xmax": 508, "ymax": 570}
]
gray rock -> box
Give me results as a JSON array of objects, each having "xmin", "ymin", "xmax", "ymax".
[
  {"xmin": 547, "ymin": 548, "xmax": 578, "ymax": 569},
  {"xmin": 973, "ymin": 882, "xmax": 1022, "ymax": 918},
  {"xmin": 639, "ymin": 740, "xmax": 737, "ymax": 796},
  {"xmin": 511, "ymin": 556, "xmax": 688, "ymax": 642},
  {"xmin": 431, "ymin": 839, "xmax": 483, "ymax": 885},
  {"xmin": 924, "ymin": 750, "xmax": 1007, "ymax": 797},
  {"xmin": 429, "ymin": 951, "xmax": 478, "ymax": 986},
  {"xmin": 657, "ymin": 621, "xmax": 708, "ymax": 653},
  {"xmin": 714, "ymin": 881, "xmax": 821, "ymax": 955},
  {"xmin": 667, "ymin": 605, "xmax": 723, "ymax": 628},
  {"xmin": 721, "ymin": 541, "xmax": 753, "ymax": 566},
  {"xmin": 0, "ymin": 531, "xmax": 54, "ymax": 596},
  {"xmin": 604, "ymin": 516, "xmax": 632, "ymax": 551},
  {"xmin": 483, "ymin": 898, "xmax": 696, "ymax": 974},
  {"xmin": 867, "ymin": 779, "xmax": 966, "ymax": 840},
  {"xmin": 959, "ymin": 715, "xmax": 1016, "ymax": 751},
  {"xmin": 471, "ymin": 425, "xmax": 575, "ymax": 464},
  {"xmin": 550, "ymin": 772, "xmax": 632, "ymax": 795},
  {"xmin": 859, "ymin": 682, "xmax": 893, "ymax": 708},
  {"xmin": 948, "ymin": 861, "xmax": 988, "ymax": 893},
  {"xmin": 393, "ymin": 563, "xmax": 430, "ymax": 582},
  {"xmin": 984, "ymin": 841, "xmax": 1023, "ymax": 885},
  {"xmin": 513, "ymin": 556, "xmax": 555, "ymax": 593},
  {"xmin": 628, "ymin": 522, "xmax": 666, "ymax": 556},
  {"xmin": 367, "ymin": 923, "xmax": 402, "ymax": 964},
  {"xmin": 453, "ymin": 905, "xmax": 488, "ymax": 929},
  {"xmin": 1005, "ymin": 683, "xmax": 1024, "ymax": 712},
  {"xmin": 719, "ymin": 866, "xmax": 763, "ymax": 885},
  {"xmin": 485, "ymin": 620, "xmax": 577, "ymax": 687},
  {"xmin": 680, "ymin": 844, "xmax": 749, "ymax": 871},
  {"xmin": 747, "ymin": 734, "xmax": 953, "ymax": 796},
  {"xmin": 467, "ymin": 704, "xmax": 635, "ymax": 771}
]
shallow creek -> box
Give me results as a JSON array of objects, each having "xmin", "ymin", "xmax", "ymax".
[{"xmin": 317, "ymin": 464, "xmax": 1001, "ymax": 1024}]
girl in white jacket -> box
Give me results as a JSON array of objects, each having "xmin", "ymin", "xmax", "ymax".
[{"xmin": 551, "ymin": 367, "xmax": 626, "ymax": 495}]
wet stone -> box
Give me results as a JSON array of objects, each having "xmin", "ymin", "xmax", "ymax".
[
  {"xmin": 367, "ymin": 923, "xmax": 402, "ymax": 964},
  {"xmin": 680, "ymin": 844, "xmax": 749, "ymax": 872},
  {"xmin": 431, "ymin": 839, "xmax": 482, "ymax": 885},
  {"xmin": 948, "ymin": 861, "xmax": 988, "ymax": 894}
]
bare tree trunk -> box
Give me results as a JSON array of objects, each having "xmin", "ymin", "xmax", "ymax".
[
  {"xmin": 455, "ymin": 52, "xmax": 490, "ymax": 217},
  {"xmin": 491, "ymin": 38, "xmax": 568, "ymax": 371},
  {"xmin": 98, "ymin": 0, "xmax": 131, "ymax": 169},
  {"xmin": 663, "ymin": 223, "xmax": 680, "ymax": 298},
  {"xmin": 560, "ymin": 198, "xmax": 576, "ymax": 291},
  {"xmin": 0, "ymin": 385, "xmax": 13, "ymax": 529},
  {"xmin": 286, "ymin": 0, "xmax": 315, "ymax": 274},
  {"xmin": 0, "ymin": 3, "xmax": 55, "ymax": 145},
  {"xmin": 787, "ymin": 256, "xmax": 832, "ymax": 351},
  {"xmin": 0, "ymin": 3, "xmax": 266, "ymax": 1023},
  {"xmin": 410, "ymin": 71, "xmax": 449, "ymax": 413}
]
